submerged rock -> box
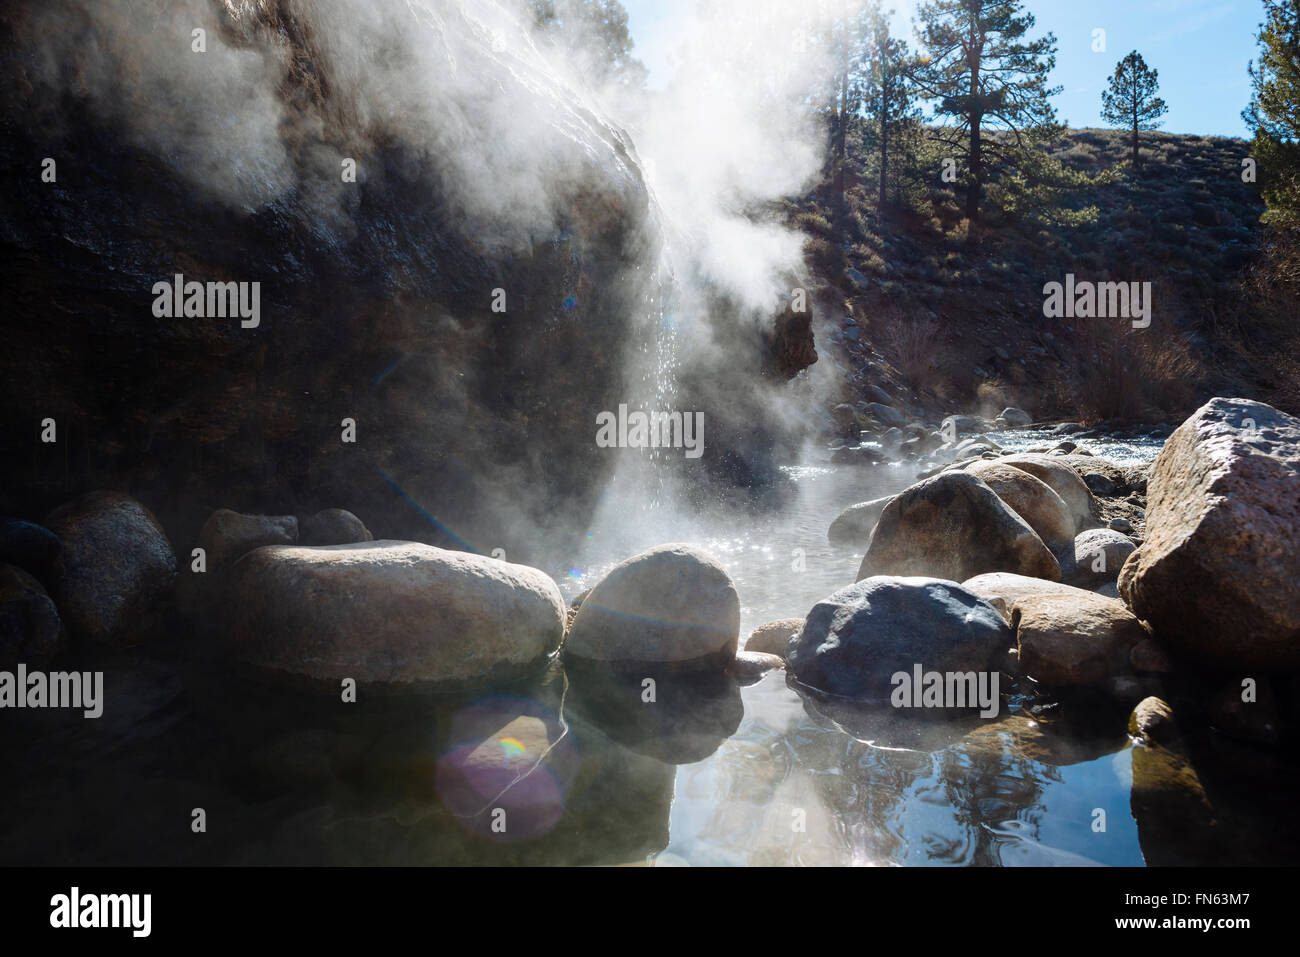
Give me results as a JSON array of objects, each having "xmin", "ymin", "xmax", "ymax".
[
  {"xmin": 0, "ymin": 563, "xmax": 63, "ymax": 669},
  {"xmin": 226, "ymin": 541, "xmax": 565, "ymax": 688},
  {"xmin": 565, "ymin": 544, "xmax": 740, "ymax": 669},
  {"xmin": 299, "ymin": 508, "xmax": 373, "ymax": 546},
  {"xmin": 744, "ymin": 618, "xmax": 803, "ymax": 658},
  {"xmin": 827, "ymin": 496, "xmax": 892, "ymax": 547},
  {"xmin": 1129, "ymin": 696, "xmax": 1179, "ymax": 748},
  {"xmin": 858, "ymin": 471, "xmax": 1061, "ymax": 583},
  {"xmin": 198, "ymin": 509, "xmax": 299, "ymax": 570},
  {"xmin": 44, "ymin": 491, "xmax": 176, "ymax": 646},
  {"xmin": 1118, "ymin": 397, "xmax": 1300, "ymax": 670},
  {"xmin": 788, "ymin": 576, "xmax": 1011, "ymax": 704}
]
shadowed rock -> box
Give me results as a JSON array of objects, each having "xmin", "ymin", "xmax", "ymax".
[
  {"xmin": 198, "ymin": 509, "xmax": 298, "ymax": 570},
  {"xmin": 0, "ymin": 563, "xmax": 63, "ymax": 669},
  {"xmin": 44, "ymin": 491, "xmax": 176, "ymax": 646},
  {"xmin": 1012, "ymin": 591, "xmax": 1148, "ymax": 687},
  {"xmin": 299, "ymin": 508, "xmax": 373, "ymax": 546}
]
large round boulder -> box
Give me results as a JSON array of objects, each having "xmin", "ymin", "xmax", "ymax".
[
  {"xmin": 1118, "ymin": 397, "xmax": 1300, "ymax": 670},
  {"xmin": 226, "ymin": 541, "xmax": 565, "ymax": 688},
  {"xmin": 963, "ymin": 461, "xmax": 1075, "ymax": 556},
  {"xmin": 43, "ymin": 491, "xmax": 176, "ymax": 645},
  {"xmin": 993, "ymin": 453, "xmax": 1097, "ymax": 532},
  {"xmin": 788, "ymin": 576, "xmax": 1012, "ymax": 703},
  {"xmin": 857, "ymin": 471, "xmax": 1061, "ymax": 584},
  {"xmin": 565, "ymin": 544, "xmax": 740, "ymax": 668},
  {"xmin": 0, "ymin": 563, "xmax": 63, "ymax": 669}
]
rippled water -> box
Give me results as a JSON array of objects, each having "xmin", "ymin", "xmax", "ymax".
[{"xmin": 7, "ymin": 434, "xmax": 1297, "ymax": 866}]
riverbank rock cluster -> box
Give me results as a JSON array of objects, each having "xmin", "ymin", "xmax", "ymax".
[{"xmin": 806, "ymin": 396, "xmax": 1300, "ymax": 765}]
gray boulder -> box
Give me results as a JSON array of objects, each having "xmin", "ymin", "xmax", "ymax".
[
  {"xmin": 788, "ymin": 576, "xmax": 1011, "ymax": 704},
  {"xmin": 299, "ymin": 508, "xmax": 373, "ymax": 546},
  {"xmin": 44, "ymin": 491, "xmax": 176, "ymax": 646}
]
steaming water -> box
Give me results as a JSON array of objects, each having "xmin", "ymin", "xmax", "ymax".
[{"xmin": 7, "ymin": 434, "xmax": 1300, "ymax": 866}]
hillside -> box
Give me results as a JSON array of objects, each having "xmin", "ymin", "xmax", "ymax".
[{"xmin": 794, "ymin": 128, "xmax": 1297, "ymax": 429}]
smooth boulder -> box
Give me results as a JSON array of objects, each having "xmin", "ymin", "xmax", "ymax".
[
  {"xmin": 994, "ymin": 453, "xmax": 1097, "ymax": 532},
  {"xmin": 565, "ymin": 544, "xmax": 740, "ymax": 668},
  {"xmin": 226, "ymin": 541, "xmax": 565, "ymax": 687},
  {"xmin": 1012, "ymin": 591, "xmax": 1148, "ymax": 686},
  {"xmin": 198, "ymin": 509, "xmax": 298, "ymax": 570},
  {"xmin": 44, "ymin": 491, "xmax": 176, "ymax": 645},
  {"xmin": 962, "ymin": 572, "xmax": 1097, "ymax": 622},
  {"xmin": 788, "ymin": 576, "xmax": 1012, "ymax": 703},
  {"xmin": 744, "ymin": 618, "xmax": 804, "ymax": 658},
  {"xmin": 1118, "ymin": 398, "xmax": 1300, "ymax": 670},
  {"xmin": 964, "ymin": 461, "xmax": 1075, "ymax": 556},
  {"xmin": 1071, "ymin": 528, "xmax": 1136, "ymax": 586},
  {"xmin": 858, "ymin": 471, "xmax": 1061, "ymax": 584},
  {"xmin": 299, "ymin": 508, "xmax": 373, "ymax": 546},
  {"xmin": 827, "ymin": 496, "xmax": 892, "ymax": 547}
]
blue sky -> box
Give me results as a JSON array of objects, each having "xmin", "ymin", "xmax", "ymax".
[{"xmin": 622, "ymin": 0, "xmax": 1266, "ymax": 137}]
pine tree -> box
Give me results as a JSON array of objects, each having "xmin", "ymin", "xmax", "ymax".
[
  {"xmin": 1100, "ymin": 52, "xmax": 1168, "ymax": 170},
  {"xmin": 913, "ymin": 0, "xmax": 1061, "ymax": 223},
  {"xmin": 1243, "ymin": 0, "xmax": 1300, "ymax": 227},
  {"xmin": 531, "ymin": 0, "xmax": 647, "ymax": 89},
  {"xmin": 861, "ymin": 3, "xmax": 920, "ymax": 210}
]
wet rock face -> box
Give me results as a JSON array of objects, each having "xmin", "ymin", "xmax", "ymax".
[
  {"xmin": 0, "ymin": 0, "xmax": 659, "ymax": 557},
  {"xmin": 858, "ymin": 471, "xmax": 1061, "ymax": 584},
  {"xmin": 789, "ymin": 576, "xmax": 1011, "ymax": 703},
  {"xmin": 0, "ymin": 563, "xmax": 64, "ymax": 669},
  {"xmin": 1118, "ymin": 398, "xmax": 1300, "ymax": 670},
  {"xmin": 565, "ymin": 544, "xmax": 740, "ymax": 668},
  {"xmin": 225, "ymin": 540, "xmax": 565, "ymax": 688},
  {"xmin": 43, "ymin": 491, "xmax": 176, "ymax": 646}
]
